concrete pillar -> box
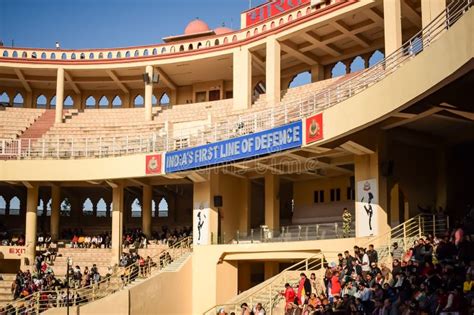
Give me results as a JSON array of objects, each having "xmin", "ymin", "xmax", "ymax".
[
  {"xmin": 435, "ymin": 148, "xmax": 447, "ymax": 211},
  {"xmin": 264, "ymin": 173, "xmax": 280, "ymax": 231},
  {"xmin": 144, "ymin": 65, "xmax": 154, "ymax": 121},
  {"xmin": 344, "ymin": 60, "xmax": 352, "ymax": 74},
  {"xmin": 55, "ymin": 68, "xmax": 64, "ymax": 123},
  {"xmin": 390, "ymin": 183, "xmax": 400, "ymax": 227},
  {"xmin": 265, "ymin": 36, "xmax": 281, "ymax": 105},
  {"xmin": 25, "ymin": 91, "xmax": 33, "ymax": 108},
  {"xmin": 421, "ymin": 0, "xmax": 446, "ymax": 29},
  {"xmin": 142, "ymin": 185, "xmax": 152, "ymax": 238},
  {"xmin": 233, "ymin": 48, "xmax": 252, "ymax": 110},
  {"xmin": 239, "ymin": 179, "xmax": 251, "ymax": 236},
  {"xmin": 25, "ymin": 185, "xmax": 38, "ymax": 266},
  {"xmin": 50, "ymin": 185, "xmax": 61, "ymax": 241},
  {"xmin": 111, "ymin": 184, "xmax": 124, "ymax": 264},
  {"xmin": 264, "ymin": 261, "xmax": 279, "ymax": 280},
  {"xmin": 383, "ymin": 0, "xmax": 402, "ymax": 56},
  {"xmin": 193, "ymin": 173, "xmax": 219, "ymax": 245},
  {"xmin": 311, "ymin": 64, "xmax": 324, "ymax": 82}
]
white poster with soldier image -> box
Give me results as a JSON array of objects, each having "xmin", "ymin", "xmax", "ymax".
[
  {"xmin": 356, "ymin": 179, "xmax": 378, "ymax": 237},
  {"xmin": 193, "ymin": 206, "xmax": 210, "ymax": 246}
]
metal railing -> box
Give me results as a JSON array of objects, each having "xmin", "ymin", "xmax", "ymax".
[
  {"xmin": 212, "ymin": 221, "xmax": 356, "ymax": 244},
  {"xmin": 1, "ymin": 0, "xmax": 471, "ymax": 161},
  {"xmin": 2, "ymin": 236, "xmax": 192, "ymax": 314},
  {"xmin": 203, "ymin": 213, "xmax": 449, "ymax": 315}
]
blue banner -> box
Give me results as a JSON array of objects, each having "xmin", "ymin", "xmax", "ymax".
[{"xmin": 165, "ymin": 121, "xmax": 302, "ymax": 173}]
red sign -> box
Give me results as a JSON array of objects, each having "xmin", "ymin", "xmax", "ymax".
[
  {"xmin": 305, "ymin": 113, "xmax": 323, "ymax": 144},
  {"xmin": 246, "ymin": 0, "xmax": 311, "ymax": 27},
  {"xmin": 145, "ymin": 154, "xmax": 162, "ymax": 175},
  {"xmin": 9, "ymin": 247, "xmax": 26, "ymax": 256}
]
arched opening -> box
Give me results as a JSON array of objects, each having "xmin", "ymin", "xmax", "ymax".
[
  {"xmin": 31, "ymin": 52, "xmax": 37, "ymax": 58},
  {"xmin": 170, "ymin": 46, "xmax": 176, "ymax": 53},
  {"xmin": 85, "ymin": 96, "xmax": 96, "ymax": 108},
  {"xmin": 297, "ymin": 11, "xmax": 302, "ymax": 18},
  {"xmin": 159, "ymin": 93, "xmax": 170, "ymax": 106},
  {"xmin": 350, "ymin": 56, "xmax": 365, "ymax": 73},
  {"xmin": 60, "ymin": 198, "xmax": 71, "ymax": 216},
  {"xmin": 246, "ymin": 31, "xmax": 251, "ymax": 38},
  {"xmin": 98, "ymin": 96, "xmax": 109, "ymax": 108},
  {"xmin": 64, "ymin": 96, "xmax": 74, "ymax": 108},
  {"xmin": 107, "ymin": 52, "xmax": 113, "ymax": 59},
  {"xmin": 232, "ymin": 35, "xmax": 238, "ymax": 42},
  {"xmin": 158, "ymin": 197, "xmax": 168, "ymax": 217},
  {"xmin": 71, "ymin": 53, "xmax": 76, "ymax": 59},
  {"xmin": 179, "ymin": 45, "xmax": 185, "ymax": 52},
  {"xmin": 160, "ymin": 47, "xmax": 166, "ymax": 54},
  {"xmin": 152, "ymin": 200, "xmax": 156, "ymax": 217},
  {"xmin": 252, "ymin": 81, "xmax": 266, "ymax": 103},
  {"xmin": 288, "ymin": 71, "xmax": 311, "ymax": 88},
  {"xmin": 89, "ymin": 53, "xmax": 94, "ymax": 59},
  {"xmin": 279, "ymin": 18, "xmax": 284, "ymax": 25},
  {"xmin": 97, "ymin": 198, "xmax": 107, "ymax": 217},
  {"xmin": 188, "ymin": 44, "xmax": 193, "ymax": 50},
  {"xmin": 0, "ymin": 92, "xmax": 9, "ymax": 105},
  {"xmin": 152, "ymin": 95, "xmax": 158, "ymax": 106},
  {"xmin": 214, "ymin": 39, "xmax": 220, "ymax": 45},
  {"xmin": 143, "ymin": 49, "xmax": 149, "ymax": 56},
  {"xmin": 197, "ymin": 42, "xmax": 202, "ymax": 49},
  {"xmin": 131, "ymin": 198, "xmax": 141, "ymax": 217},
  {"xmin": 125, "ymin": 51, "xmax": 131, "ymax": 58},
  {"xmin": 270, "ymin": 21, "xmax": 275, "ymax": 29},
  {"xmin": 0, "ymin": 196, "xmax": 6, "ymax": 215},
  {"xmin": 205, "ymin": 41, "xmax": 211, "ymax": 48},
  {"xmin": 22, "ymin": 52, "xmax": 27, "ymax": 58},
  {"xmin": 13, "ymin": 93, "xmax": 24, "ymax": 107},
  {"xmin": 134, "ymin": 50, "xmax": 139, "ymax": 57},
  {"xmin": 369, "ymin": 50, "xmax": 384, "ymax": 67},
  {"xmin": 36, "ymin": 95, "xmax": 47, "ymax": 108},
  {"xmin": 50, "ymin": 95, "xmax": 56, "ymax": 108},
  {"xmin": 306, "ymin": 7, "xmax": 311, "ymax": 14},
  {"xmin": 331, "ymin": 61, "xmax": 346, "ymax": 78},
  {"xmin": 112, "ymin": 95, "xmax": 122, "ymax": 108},
  {"xmin": 83, "ymin": 198, "xmax": 93, "ymax": 216},
  {"xmin": 134, "ymin": 95, "xmax": 144, "ymax": 108},
  {"xmin": 80, "ymin": 53, "xmax": 85, "ymax": 59},
  {"xmin": 9, "ymin": 196, "xmax": 20, "ymax": 215},
  {"xmin": 50, "ymin": 52, "xmax": 56, "ymax": 59},
  {"xmin": 37, "ymin": 199, "xmax": 44, "ymax": 215},
  {"xmin": 153, "ymin": 48, "xmax": 158, "ymax": 55},
  {"xmin": 262, "ymin": 25, "xmax": 267, "ymax": 32},
  {"xmin": 116, "ymin": 52, "xmax": 122, "ymax": 58},
  {"xmin": 12, "ymin": 51, "xmax": 18, "ymax": 58},
  {"xmin": 98, "ymin": 52, "xmax": 104, "ymax": 59},
  {"xmin": 41, "ymin": 52, "xmax": 47, "ymax": 59},
  {"xmin": 223, "ymin": 37, "xmax": 228, "ymax": 44},
  {"xmin": 61, "ymin": 53, "xmax": 67, "ymax": 60},
  {"xmin": 2, "ymin": 51, "xmax": 8, "ymax": 57}
]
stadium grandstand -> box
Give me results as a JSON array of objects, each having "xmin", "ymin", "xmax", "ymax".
[{"xmin": 0, "ymin": 0, "xmax": 473, "ymax": 314}]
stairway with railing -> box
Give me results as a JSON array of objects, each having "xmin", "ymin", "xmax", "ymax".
[
  {"xmin": 2, "ymin": 237, "xmax": 192, "ymax": 314},
  {"xmin": 203, "ymin": 214, "xmax": 449, "ymax": 315}
]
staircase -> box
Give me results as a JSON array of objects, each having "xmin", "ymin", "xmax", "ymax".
[
  {"xmin": 0, "ymin": 274, "xmax": 14, "ymax": 306},
  {"xmin": 204, "ymin": 214, "xmax": 450, "ymax": 315},
  {"xmin": 19, "ymin": 109, "xmax": 56, "ymax": 140}
]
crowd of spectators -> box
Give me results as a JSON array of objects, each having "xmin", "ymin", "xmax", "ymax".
[{"xmin": 232, "ymin": 228, "xmax": 474, "ymax": 315}]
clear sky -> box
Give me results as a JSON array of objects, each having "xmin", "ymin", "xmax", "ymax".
[{"xmin": 0, "ymin": 0, "xmax": 268, "ymax": 49}]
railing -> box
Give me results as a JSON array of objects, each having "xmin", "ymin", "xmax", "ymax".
[
  {"xmin": 212, "ymin": 221, "xmax": 356, "ymax": 244},
  {"xmin": 203, "ymin": 214, "xmax": 449, "ymax": 315},
  {"xmin": 0, "ymin": 0, "xmax": 472, "ymax": 161},
  {"xmin": 2, "ymin": 236, "xmax": 192, "ymax": 314}
]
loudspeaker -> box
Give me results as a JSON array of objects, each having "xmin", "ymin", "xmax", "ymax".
[
  {"xmin": 381, "ymin": 160, "xmax": 394, "ymax": 177},
  {"xmin": 214, "ymin": 195, "xmax": 223, "ymax": 208}
]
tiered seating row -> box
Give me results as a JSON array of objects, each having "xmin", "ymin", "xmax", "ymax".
[{"xmin": 0, "ymin": 108, "xmax": 45, "ymax": 139}]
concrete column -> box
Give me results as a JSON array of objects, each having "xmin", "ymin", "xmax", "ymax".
[
  {"xmin": 264, "ymin": 261, "xmax": 279, "ymax": 280},
  {"xmin": 142, "ymin": 185, "xmax": 152, "ymax": 238},
  {"xmin": 111, "ymin": 184, "xmax": 124, "ymax": 264},
  {"xmin": 144, "ymin": 65, "xmax": 154, "ymax": 121},
  {"xmin": 50, "ymin": 185, "xmax": 61, "ymax": 241},
  {"xmin": 421, "ymin": 0, "xmax": 446, "ymax": 29},
  {"xmin": 311, "ymin": 64, "xmax": 324, "ymax": 82},
  {"xmin": 55, "ymin": 68, "xmax": 64, "ymax": 123},
  {"xmin": 265, "ymin": 37, "xmax": 281, "ymax": 105},
  {"xmin": 25, "ymin": 185, "xmax": 38, "ymax": 266},
  {"xmin": 264, "ymin": 173, "xmax": 280, "ymax": 231},
  {"xmin": 344, "ymin": 60, "xmax": 352, "ymax": 74},
  {"xmin": 25, "ymin": 92, "xmax": 33, "ymax": 108},
  {"xmin": 233, "ymin": 48, "xmax": 252, "ymax": 110},
  {"xmin": 239, "ymin": 178, "xmax": 251, "ymax": 236},
  {"xmin": 193, "ymin": 173, "xmax": 219, "ymax": 245},
  {"xmin": 390, "ymin": 183, "xmax": 400, "ymax": 227},
  {"xmin": 435, "ymin": 148, "xmax": 447, "ymax": 211},
  {"xmin": 383, "ymin": 0, "xmax": 402, "ymax": 56}
]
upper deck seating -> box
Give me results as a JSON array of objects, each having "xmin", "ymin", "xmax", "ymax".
[{"xmin": 0, "ymin": 107, "xmax": 45, "ymax": 140}]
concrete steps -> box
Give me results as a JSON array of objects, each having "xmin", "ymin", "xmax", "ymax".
[
  {"xmin": 0, "ymin": 274, "xmax": 15, "ymax": 306},
  {"xmin": 161, "ymin": 252, "xmax": 191, "ymax": 272}
]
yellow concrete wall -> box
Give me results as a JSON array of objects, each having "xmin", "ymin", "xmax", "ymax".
[{"xmin": 293, "ymin": 175, "xmax": 352, "ymax": 205}]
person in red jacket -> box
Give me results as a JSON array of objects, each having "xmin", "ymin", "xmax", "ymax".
[
  {"xmin": 297, "ymin": 273, "xmax": 312, "ymax": 305},
  {"xmin": 281, "ymin": 283, "xmax": 296, "ymax": 312},
  {"xmin": 331, "ymin": 270, "xmax": 342, "ymax": 297}
]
